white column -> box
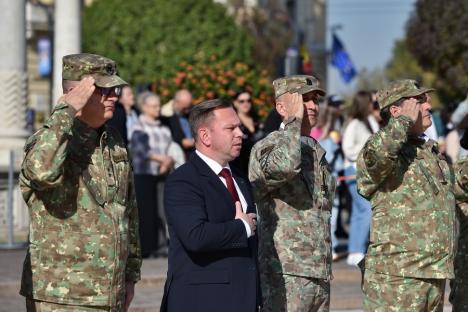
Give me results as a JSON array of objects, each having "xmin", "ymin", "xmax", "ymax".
[
  {"xmin": 0, "ymin": 0, "xmax": 28, "ymax": 167},
  {"xmin": 0, "ymin": 0, "xmax": 29, "ymax": 243},
  {"xmin": 52, "ymin": 0, "xmax": 81, "ymax": 104}
]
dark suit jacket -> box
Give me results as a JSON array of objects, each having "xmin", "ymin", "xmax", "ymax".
[
  {"xmin": 160, "ymin": 152, "xmax": 260, "ymax": 312},
  {"xmin": 166, "ymin": 114, "xmax": 195, "ymax": 158}
]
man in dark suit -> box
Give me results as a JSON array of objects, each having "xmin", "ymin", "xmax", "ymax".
[
  {"xmin": 161, "ymin": 99, "xmax": 261, "ymax": 312},
  {"xmin": 166, "ymin": 89, "xmax": 195, "ymax": 159}
]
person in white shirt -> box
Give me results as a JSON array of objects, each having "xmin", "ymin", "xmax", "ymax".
[{"xmin": 342, "ymin": 90, "xmax": 379, "ymax": 266}]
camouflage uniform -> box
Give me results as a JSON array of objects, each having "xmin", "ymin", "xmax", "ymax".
[
  {"xmin": 249, "ymin": 75, "xmax": 335, "ymax": 312},
  {"xmin": 20, "ymin": 54, "xmax": 141, "ymax": 311},
  {"xmin": 357, "ymin": 80, "xmax": 457, "ymax": 312},
  {"xmin": 450, "ymin": 157, "xmax": 468, "ymax": 312}
]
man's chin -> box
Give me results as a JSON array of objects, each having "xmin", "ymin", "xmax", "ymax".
[
  {"xmin": 423, "ymin": 119, "xmax": 432, "ymax": 130},
  {"xmin": 104, "ymin": 111, "xmax": 114, "ymax": 120}
]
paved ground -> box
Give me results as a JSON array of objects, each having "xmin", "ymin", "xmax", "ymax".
[{"xmin": 0, "ymin": 248, "xmax": 453, "ymax": 311}]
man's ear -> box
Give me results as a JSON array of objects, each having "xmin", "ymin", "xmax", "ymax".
[
  {"xmin": 389, "ymin": 105, "xmax": 401, "ymax": 118},
  {"xmin": 198, "ymin": 127, "xmax": 211, "ymax": 147},
  {"xmin": 276, "ymin": 101, "xmax": 286, "ymax": 119}
]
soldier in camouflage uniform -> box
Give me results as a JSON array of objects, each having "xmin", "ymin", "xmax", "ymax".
[
  {"xmin": 357, "ymin": 79, "xmax": 458, "ymax": 312},
  {"xmin": 249, "ymin": 75, "xmax": 335, "ymax": 311},
  {"xmin": 450, "ymin": 156, "xmax": 468, "ymax": 312},
  {"xmin": 19, "ymin": 53, "xmax": 141, "ymax": 311}
]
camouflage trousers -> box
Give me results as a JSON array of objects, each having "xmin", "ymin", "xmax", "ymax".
[
  {"xmin": 26, "ymin": 299, "xmax": 119, "ymax": 312},
  {"xmin": 261, "ymin": 273, "xmax": 330, "ymax": 312},
  {"xmin": 362, "ymin": 271, "xmax": 446, "ymax": 312}
]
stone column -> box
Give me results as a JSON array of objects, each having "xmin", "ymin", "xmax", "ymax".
[
  {"xmin": 0, "ymin": 0, "xmax": 28, "ymax": 243},
  {"xmin": 52, "ymin": 0, "xmax": 81, "ymax": 104},
  {"xmin": 0, "ymin": 0, "xmax": 28, "ymax": 167}
]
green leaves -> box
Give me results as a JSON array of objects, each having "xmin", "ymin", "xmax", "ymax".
[
  {"xmin": 83, "ymin": 0, "xmax": 254, "ymax": 86},
  {"xmin": 405, "ymin": 0, "xmax": 468, "ymax": 102}
]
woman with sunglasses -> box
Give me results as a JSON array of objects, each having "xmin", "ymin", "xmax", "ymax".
[{"xmin": 231, "ymin": 90, "xmax": 265, "ymax": 175}]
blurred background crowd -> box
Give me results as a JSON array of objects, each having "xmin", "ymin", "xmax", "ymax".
[
  {"xmin": 103, "ymin": 83, "xmax": 468, "ymax": 263},
  {"xmin": 2, "ymin": 0, "xmax": 468, "ymax": 268}
]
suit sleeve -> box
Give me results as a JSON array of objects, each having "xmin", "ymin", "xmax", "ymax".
[
  {"xmin": 21, "ymin": 102, "xmax": 76, "ymax": 190},
  {"xmin": 248, "ymin": 117, "xmax": 302, "ymax": 193},
  {"xmin": 164, "ymin": 174, "xmax": 248, "ymax": 252},
  {"xmin": 125, "ymin": 171, "xmax": 142, "ymax": 283}
]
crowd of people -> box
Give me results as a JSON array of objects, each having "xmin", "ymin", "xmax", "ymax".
[
  {"xmin": 106, "ymin": 86, "xmax": 267, "ymax": 258},
  {"xmin": 18, "ymin": 52, "xmax": 467, "ymax": 312}
]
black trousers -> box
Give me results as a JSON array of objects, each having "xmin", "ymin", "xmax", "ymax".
[{"xmin": 134, "ymin": 174, "xmax": 167, "ymax": 257}]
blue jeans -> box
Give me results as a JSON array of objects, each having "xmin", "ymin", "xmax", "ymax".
[
  {"xmin": 345, "ymin": 166, "xmax": 371, "ymax": 254},
  {"xmin": 330, "ymin": 195, "xmax": 339, "ymax": 251}
]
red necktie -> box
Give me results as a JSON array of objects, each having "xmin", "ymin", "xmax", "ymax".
[{"xmin": 219, "ymin": 168, "xmax": 240, "ymax": 203}]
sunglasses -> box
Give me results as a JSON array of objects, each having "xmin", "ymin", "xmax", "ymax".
[
  {"xmin": 413, "ymin": 94, "xmax": 427, "ymax": 104},
  {"xmin": 302, "ymin": 93, "xmax": 320, "ymax": 103},
  {"xmin": 97, "ymin": 86, "xmax": 122, "ymax": 97}
]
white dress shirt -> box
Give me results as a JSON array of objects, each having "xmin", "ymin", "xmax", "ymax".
[{"xmin": 195, "ymin": 150, "xmax": 252, "ymax": 238}]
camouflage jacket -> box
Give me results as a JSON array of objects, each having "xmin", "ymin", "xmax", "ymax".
[
  {"xmin": 19, "ymin": 102, "xmax": 141, "ymax": 308},
  {"xmin": 454, "ymin": 157, "xmax": 468, "ymax": 205},
  {"xmin": 357, "ymin": 115, "xmax": 457, "ymax": 279},
  {"xmin": 249, "ymin": 117, "xmax": 335, "ymax": 279},
  {"xmin": 452, "ymin": 157, "xmax": 468, "ymax": 310}
]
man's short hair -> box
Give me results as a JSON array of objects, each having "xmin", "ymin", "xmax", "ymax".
[
  {"xmin": 137, "ymin": 91, "xmax": 160, "ymax": 111},
  {"xmin": 62, "ymin": 79, "xmax": 78, "ymax": 93},
  {"xmin": 189, "ymin": 98, "xmax": 233, "ymax": 140},
  {"xmin": 380, "ymin": 97, "xmax": 406, "ymax": 126}
]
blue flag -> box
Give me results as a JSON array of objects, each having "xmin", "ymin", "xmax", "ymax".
[{"xmin": 331, "ymin": 33, "xmax": 356, "ymax": 83}]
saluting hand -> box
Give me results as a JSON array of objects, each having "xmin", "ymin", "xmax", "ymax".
[
  {"xmin": 62, "ymin": 76, "xmax": 96, "ymax": 112},
  {"xmin": 285, "ymin": 92, "xmax": 305, "ymax": 120},
  {"xmin": 399, "ymin": 98, "xmax": 420, "ymax": 123},
  {"xmin": 235, "ymin": 201, "xmax": 257, "ymax": 236}
]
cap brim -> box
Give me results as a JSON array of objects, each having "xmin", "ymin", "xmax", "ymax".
[
  {"xmin": 297, "ymin": 85, "xmax": 326, "ymax": 96},
  {"xmin": 93, "ymin": 74, "xmax": 128, "ymax": 87},
  {"xmin": 403, "ymin": 87, "xmax": 435, "ymax": 98}
]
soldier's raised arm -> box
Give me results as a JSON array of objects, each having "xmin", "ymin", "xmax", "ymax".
[
  {"xmin": 454, "ymin": 157, "xmax": 468, "ymax": 203},
  {"xmin": 358, "ymin": 99, "xmax": 418, "ymax": 196},
  {"xmin": 249, "ymin": 93, "xmax": 303, "ymax": 191},
  {"xmin": 21, "ymin": 78, "xmax": 95, "ymax": 190}
]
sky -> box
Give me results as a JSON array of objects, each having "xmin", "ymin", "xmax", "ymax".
[{"xmin": 327, "ymin": 0, "xmax": 417, "ymax": 95}]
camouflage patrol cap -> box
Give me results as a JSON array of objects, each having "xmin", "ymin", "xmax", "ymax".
[
  {"xmin": 377, "ymin": 79, "xmax": 434, "ymax": 110},
  {"xmin": 273, "ymin": 75, "xmax": 326, "ymax": 99},
  {"xmin": 62, "ymin": 53, "xmax": 128, "ymax": 87}
]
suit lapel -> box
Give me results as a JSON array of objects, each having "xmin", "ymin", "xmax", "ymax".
[{"xmin": 190, "ymin": 153, "xmax": 235, "ymax": 214}]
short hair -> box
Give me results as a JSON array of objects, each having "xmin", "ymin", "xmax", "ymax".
[
  {"xmin": 380, "ymin": 97, "xmax": 405, "ymax": 126},
  {"xmin": 189, "ymin": 98, "xmax": 233, "ymax": 140},
  {"xmin": 137, "ymin": 91, "xmax": 159, "ymax": 111},
  {"xmin": 174, "ymin": 89, "xmax": 191, "ymax": 103},
  {"xmin": 62, "ymin": 79, "xmax": 78, "ymax": 93}
]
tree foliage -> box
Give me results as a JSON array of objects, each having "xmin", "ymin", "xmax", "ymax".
[
  {"xmin": 225, "ymin": 0, "xmax": 292, "ymax": 75},
  {"xmin": 152, "ymin": 56, "xmax": 274, "ymax": 118},
  {"xmin": 82, "ymin": 0, "xmax": 255, "ymax": 86},
  {"xmin": 386, "ymin": 40, "xmax": 441, "ymax": 108},
  {"xmin": 406, "ymin": 0, "xmax": 468, "ymax": 101}
]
